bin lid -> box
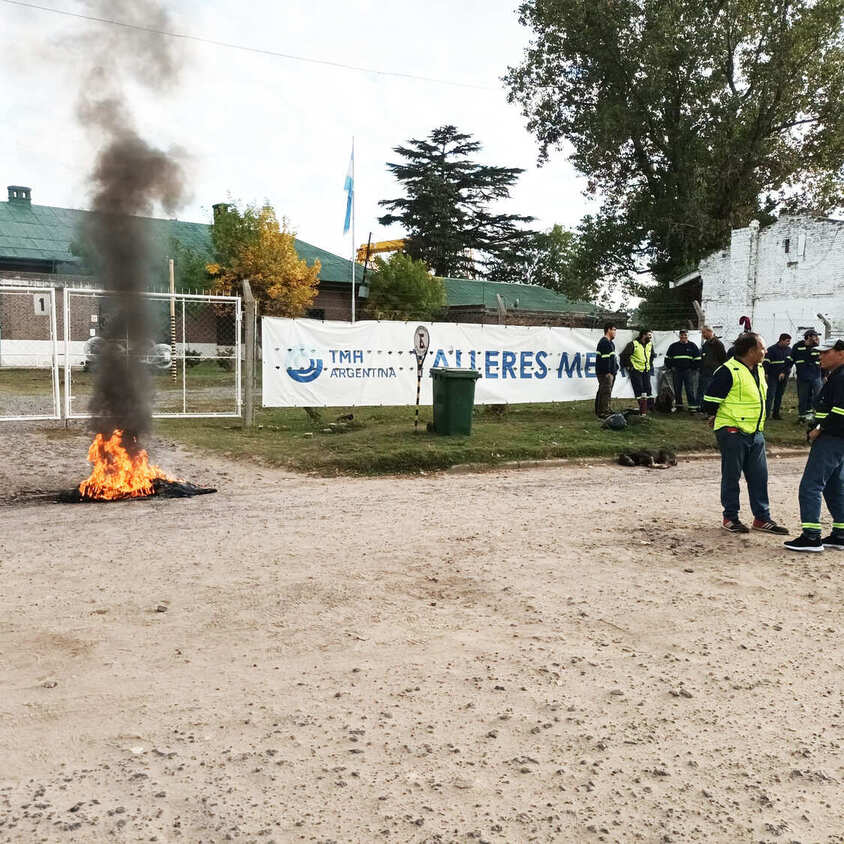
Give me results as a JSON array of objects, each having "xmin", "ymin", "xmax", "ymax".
[{"xmin": 431, "ymin": 367, "xmax": 481, "ymax": 379}]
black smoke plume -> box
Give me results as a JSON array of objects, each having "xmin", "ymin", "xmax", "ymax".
[{"xmin": 76, "ymin": 1, "xmax": 190, "ymax": 443}]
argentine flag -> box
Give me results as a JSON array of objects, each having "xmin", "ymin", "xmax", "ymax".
[{"xmin": 343, "ymin": 144, "xmax": 354, "ymax": 234}]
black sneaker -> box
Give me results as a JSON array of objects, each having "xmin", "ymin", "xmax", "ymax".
[
  {"xmin": 722, "ymin": 518, "xmax": 750, "ymax": 534},
  {"xmin": 783, "ymin": 534, "xmax": 824, "ymax": 552},
  {"xmin": 752, "ymin": 518, "xmax": 789, "ymax": 535},
  {"xmin": 821, "ymin": 534, "xmax": 844, "ymax": 551}
]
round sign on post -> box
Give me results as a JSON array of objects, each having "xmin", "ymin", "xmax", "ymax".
[
  {"xmin": 413, "ymin": 325, "xmax": 430, "ymax": 432},
  {"xmin": 414, "ymin": 325, "xmax": 430, "ymax": 361}
]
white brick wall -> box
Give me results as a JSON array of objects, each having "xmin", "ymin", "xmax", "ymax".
[{"xmin": 701, "ymin": 215, "xmax": 844, "ymax": 343}]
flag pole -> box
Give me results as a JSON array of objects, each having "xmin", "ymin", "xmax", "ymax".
[{"xmin": 351, "ymin": 136, "xmax": 356, "ymax": 323}]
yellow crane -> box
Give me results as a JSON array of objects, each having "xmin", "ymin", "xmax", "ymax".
[{"xmin": 356, "ymin": 239, "xmax": 405, "ymax": 265}]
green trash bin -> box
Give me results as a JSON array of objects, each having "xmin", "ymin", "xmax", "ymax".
[{"xmin": 431, "ymin": 367, "xmax": 481, "ymax": 435}]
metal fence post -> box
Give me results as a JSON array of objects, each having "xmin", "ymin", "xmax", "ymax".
[{"xmin": 242, "ymin": 280, "xmax": 256, "ymax": 428}]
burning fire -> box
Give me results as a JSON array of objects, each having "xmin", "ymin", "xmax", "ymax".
[{"xmin": 78, "ymin": 429, "xmax": 171, "ymax": 500}]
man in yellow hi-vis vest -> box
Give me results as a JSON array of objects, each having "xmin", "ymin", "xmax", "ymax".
[
  {"xmin": 621, "ymin": 329, "xmax": 655, "ymax": 416},
  {"xmin": 701, "ymin": 332, "xmax": 789, "ymax": 535}
]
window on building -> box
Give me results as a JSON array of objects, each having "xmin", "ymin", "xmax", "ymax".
[
  {"xmin": 798, "ymin": 232, "xmax": 806, "ymax": 258},
  {"xmin": 783, "ymin": 238, "xmax": 790, "ymax": 253}
]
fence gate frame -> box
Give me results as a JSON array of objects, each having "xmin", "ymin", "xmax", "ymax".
[
  {"xmin": 63, "ymin": 288, "xmax": 242, "ymax": 420},
  {"xmin": 0, "ymin": 284, "xmax": 61, "ymax": 421}
]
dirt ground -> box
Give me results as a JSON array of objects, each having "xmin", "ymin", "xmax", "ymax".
[{"xmin": 0, "ymin": 423, "xmax": 841, "ymax": 844}]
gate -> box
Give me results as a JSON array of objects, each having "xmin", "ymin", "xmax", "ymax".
[
  {"xmin": 0, "ymin": 285, "xmax": 61, "ymax": 421},
  {"xmin": 63, "ymin": 289, "xmax": 241, "ymax": 419}
]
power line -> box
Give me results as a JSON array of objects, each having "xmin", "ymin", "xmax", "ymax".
[{"xmin": 1, "ymin": 0, "xmax": 495, "ymax": 91}]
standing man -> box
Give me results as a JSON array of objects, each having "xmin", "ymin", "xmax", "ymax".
[
  {"xmin": 702, "ymin": 332, "xmax": 789, "ymax": 535},
  {"xmin": 623, "ymin": 329, "xmax": 656, "ymax": 416},
  {"xmin": 665, "ymin": 329, "xmax": 702, "ymax": 411},
  {"xmin": 763, "ymin": 333, "xmax": 792, "ymax": 420},
  {"xmin": 595, "ymin": 322, "xmax": 618, "ymax": 418},
  {"xmin": 792, "ymin": 329, "xmax": 822, "ymax": 421},
  {"xmin": 697, "ymin": 326, "xmax": 727, "ymax": 413},
  {"xmin": 784, "ymin": 338, "xmax": 844, "ymax": 552}
]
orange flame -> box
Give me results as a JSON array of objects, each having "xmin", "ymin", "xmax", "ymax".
[{"xmin": 78, "ymin": 430, "xmax": 171, "ymax": 500}]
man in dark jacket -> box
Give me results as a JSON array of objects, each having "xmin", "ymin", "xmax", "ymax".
[
  {"xmin": 665, "ymin": 329, "xmax": 701, "ymax": 411},
  {"xmin": 763, "ymin": 333, "xmax": 792, "ymax": 420},
  {"xmin": 696, "ymin": 326, "xmax": 727, "ymax": 412},
  {"xmin": 792, "ymin": 329, "xmax": 822, "ymax": 420},
  {"xmin": 594, "ymin": 322, "xmax": 618, "ymax": 418},
  {"xmin": 784, "ymin": 338, "xmax": 844, "ymax": 552}
]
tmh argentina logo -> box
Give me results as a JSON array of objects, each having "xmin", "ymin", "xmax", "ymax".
[{"xmin": 286, "ymin": 347, "xmax": 324, "ymax": 383}]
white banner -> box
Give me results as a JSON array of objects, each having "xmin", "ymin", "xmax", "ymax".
[{"xmin": 262, "ymin": 318, "xmax": 698, "ymax": 407}]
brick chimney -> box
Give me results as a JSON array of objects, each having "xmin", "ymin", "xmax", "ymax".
[
  {"xmin": 212, "ymin": 202, "xmax": 230, "ymax": 222},
  {"xmin": 7, "ymin": 185, "xmax": 32, "ymax": 203}
]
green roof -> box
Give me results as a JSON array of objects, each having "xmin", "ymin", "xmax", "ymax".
[
  {"xmin": 0, "ymin": 199, "xmax": 363, "ymax": 283},
  {"xmin": 441, "ymin": 277, "xmax": 599, "ymax": 314}
]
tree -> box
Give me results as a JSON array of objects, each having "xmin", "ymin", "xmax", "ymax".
[
  {"xmin": 378, "ymin": 125, "xmax": 535, "ymax": 278},
  {"xmin": 487, "ymin": 224, "xmax": 605, "ymax": 302},
  {"xmin": 364, "ymin": 253, "xmax": 445, "ymax": 320},
  {"xmin": 206, "ymin": 203, "xmax": 319, "ymax": 316},
  {"xmin": 505, "ymin": 0, "xmax": 844, "ymax": 295},
  {"xmin": 169, "ymin": 238, "xmax": 211, "ymax": 291}
]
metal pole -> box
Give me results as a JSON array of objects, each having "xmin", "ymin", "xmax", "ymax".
[
  {"xmin": 235, "ymin": 296, "xmax": 242, "ymax": 415},
  {"xmin": 181, "ymin": 297, "xmax": 187, "ymax": 413},
  {"xmin": 414, "ymin": 358, "xmax": 423, "ymax": 433},
  {"xmin": 49, "ymin": 287, "xmax": 60, "ymax": 419},
  {"xmin": 242, "ymin": 280, "xmax": 256, "ymax": 428},
  {"xmin": 169, "ymin": 258, "xmax": 177, "ymax": 383},
  {"xmin": 63, "ymin": 287, "xmax": 71, "ymax": 420}
]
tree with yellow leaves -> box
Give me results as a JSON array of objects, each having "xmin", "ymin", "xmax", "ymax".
[{"xmin": 207, "ymin": 203, "xmax": 319, "ymax": 316}]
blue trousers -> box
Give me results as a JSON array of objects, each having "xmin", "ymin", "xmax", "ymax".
[
  {"xmin": 798, "ymin": 434, "xmax": 844, "ymax": 536},
  {"xmin": 797, "ymin": 376, "xmax": 823, "ymax": 416},
  {"xmin": 629, "ymin": 370, "xmax": 653, "ymax": 407},
  {"xmin": 672, "ymin": 369, "xmax": 697, "ymax": 409},
  {"xmin": 715, "ymin": 428, "xmax": 770, "ymax": 522},
  {"xmin": 765, "ymin": 375, "xmax": 788, "ymax": 416},
  {"xmin": 697, "ymin": 372, "xmax": 714, "ymax": 411}
]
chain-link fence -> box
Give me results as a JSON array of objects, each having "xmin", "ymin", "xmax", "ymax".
[
  {"xmin": 64, "ymin": 289, "xmax": 241, "ymax": 419},
  {"xmin": 0, "ymin": 285, "xmax": 60, "ymax": 420}
]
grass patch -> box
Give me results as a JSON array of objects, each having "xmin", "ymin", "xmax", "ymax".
[
  {"xmin": 1, "ymin": 368, "xmax": 57, "ymax": 395},
  {"xmin": 156, "ymin": 396, "xmax": 810, "ymax": 476}
]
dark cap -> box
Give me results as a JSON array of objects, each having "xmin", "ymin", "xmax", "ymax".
[
  {"xmin": 804, "ymin": 328, "xmax": 819, "ymax": 339},
  {"xmin": 817, "ymin": 338, "xmax": 844, "ymax": 352}
]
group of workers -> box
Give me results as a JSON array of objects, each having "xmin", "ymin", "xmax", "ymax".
[
  {"xmin": 594, "ymin": 323, "xmax": 844, "ymax": 553},
  {"xmin": 595, "ymin": 323, "xmax": 826, "ymax": 421}
]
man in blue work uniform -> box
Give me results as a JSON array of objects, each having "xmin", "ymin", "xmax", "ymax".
[
  {"xmin": 763, "ymin": 333, "xmax": 792, "ymax": 420},
  {"xmin": 697, "ymin": 326, "xmax": 727, "ymax": 413},
  {"xmin": 664, "ymin": 329, "xmax": 702, "ymax": 411},
  {"xmin": 784, "ymin": 338, "xmax": 844, "ymax": 552},
  {"xmin": 702, "ymin": 332, "xmax": 789, "ymax": 535},
  {"xmin": 594, "ymin": 322, "xmax": 618, "ymax": 418},
  {"xmin": 791, "ymin": 329, "xmax": 822, "ymax": 421}
]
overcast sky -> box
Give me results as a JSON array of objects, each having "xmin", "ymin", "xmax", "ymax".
[{"xmin": 1, "ymin": 0, "xmax": 595, "ymax": 263}]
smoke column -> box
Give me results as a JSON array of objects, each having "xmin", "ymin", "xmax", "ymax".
[{"xmin": 76, "ymin": 1, "xmax": 190, "ymax": 443}]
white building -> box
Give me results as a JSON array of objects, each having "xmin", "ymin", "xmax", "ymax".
[{"xmin": 672, "ymin": 214, "xmax": 844, "ymax": 342}]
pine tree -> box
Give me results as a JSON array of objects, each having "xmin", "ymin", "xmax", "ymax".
[{"xmin": 378, "ymin": 125, "xmax": 534, "ymax": 278}]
